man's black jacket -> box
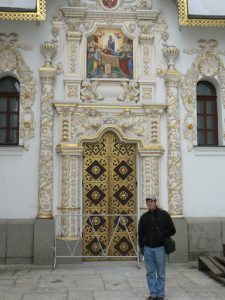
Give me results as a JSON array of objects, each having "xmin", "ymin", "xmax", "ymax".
[{"xmin": 138, "ymin": 207, "xmax": 176, "ymax": 248}]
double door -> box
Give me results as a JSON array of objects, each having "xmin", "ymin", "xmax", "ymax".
[{"xmin": 82, "ymin": 131, "xmax": 137, "ymax": 259}]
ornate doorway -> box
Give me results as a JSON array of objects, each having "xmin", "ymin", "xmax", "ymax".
[{"xmin": 82, "ymin": 131, "xmax": 137, "ymax": 259}]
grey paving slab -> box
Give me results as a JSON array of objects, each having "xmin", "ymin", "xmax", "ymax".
[{"xmin": 0, "ymin": 262, "xmax": 224, "ymax": 300}]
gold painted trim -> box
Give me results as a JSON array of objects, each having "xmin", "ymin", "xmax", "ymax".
[
  {"xmin": 0, "ymin": 0, "xmax": 46, "ymax": 21},
  {"xmin": 58, "ymin": 207, "xmax": 81, "ymax": 211},
  {"xmin": 171, "ymin": 214, "xmax": 184, "ymax": 218},
  {"xmin": 54, "ymin": 103, "xmax": 167, "ymax": 109},
  {"xmin": 178, "ymin": 0, "xmax": 225, "ymax": 27},
  {"xmin": 56, "ymin": 126, "xmax": 143, "ymax": 149},
  {"xmin": 56, "ymin": 236, "xmax": 82, "ymax": 241},
  {"xmin": 79, "ymin": 125, "xmax": 143, "ymax": 147},
  {"xmin": 37, "ymin": 213, "xmax": 54, "ymax": 219}
]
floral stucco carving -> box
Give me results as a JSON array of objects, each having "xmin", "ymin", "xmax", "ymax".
[
  {"xmin": 71, "ymin": 108, "xmax": 147, "ymax": 144},
  {"xmin": 0, "ymin": 33, "xmax": 36, "ymax": 150},
  {"xmin": 182, "ymin": 39, "xmax": 225, "ymax": 151},
  {"xmin": 80, "ymin": 80, "xmax": 104, "ymax": 102},
  {"xmin": 68, "ymin": 0, "xmax": 152, "ymax": 12},
  {"xmin": 117, "ymin": 81, "xmax": 139, "ymax": 102}
]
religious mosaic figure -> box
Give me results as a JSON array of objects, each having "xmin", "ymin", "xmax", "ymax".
[{"xmin": 87, "ymin": 28, "xmax": 133, "ymax": 79}]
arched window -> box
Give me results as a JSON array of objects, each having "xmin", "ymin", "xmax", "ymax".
[
  {"xmin": 197, "ymin": 81, "xmax": 218, "ymax": 146},
  {"xmin": 0, "ymin": 76, "xmax": 20, "ymax": 145}
]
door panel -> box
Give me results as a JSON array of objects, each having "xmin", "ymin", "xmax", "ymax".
[{"xmin": 83, "ymin": 132, "xmax": 136, "ymax": 259}]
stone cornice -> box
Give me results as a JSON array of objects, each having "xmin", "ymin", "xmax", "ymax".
[
  {"xmin": 138, "ymin": 146, "xmax": 164, "ymax": 156},
  {"xmin": 60, "ymin": 6, "xmax": 159, "ymax": 21}
]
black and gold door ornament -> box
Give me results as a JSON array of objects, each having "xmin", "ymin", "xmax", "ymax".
[{"xmin": 82, "ymin": 131, "xmax": 137, "ymax": 259}]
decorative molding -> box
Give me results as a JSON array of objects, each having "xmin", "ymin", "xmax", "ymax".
[
  {"xmin": 0, "ymin": 0, "xmax": 46, "ymax": 21},
  {"xmin": 0, "ymin": 33, "xmax": 36, "ymax": 151},
  {"xmin": 194, "ymin": 146, "xmax": 225, "ymax": 156},
  {"xmin": 0, "ymin": 146, "xmax": 23, "ymax": 156},
  {"xmin": 178, "ymin": 0, "xmax": 225, "ymax": 27},
  {"xmin": 182, "ymin": 39, "xmax": 225, "ymax": 151}
]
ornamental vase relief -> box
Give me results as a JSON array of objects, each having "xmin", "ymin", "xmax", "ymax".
[{"xmin": 0, "ymin": 33, "xmax": 36, "ymax": 150}]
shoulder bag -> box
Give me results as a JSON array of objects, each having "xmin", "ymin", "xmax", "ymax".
[{"xmin": 164, "ymin": 237, "xmax": 176, "ymax": 254}]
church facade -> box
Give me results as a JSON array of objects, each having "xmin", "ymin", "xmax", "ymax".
[{"xmin": 0, "ymin": 0, "xmax": 225, "ymax": 265}]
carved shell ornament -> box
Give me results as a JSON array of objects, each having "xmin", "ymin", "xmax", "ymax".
[
  {"xmin": 0, "ymin": 49, "xmax": 17, "ymax": 71},
  {"xmin": 198, "ymin": 55, "xmax": 220, "ymax": 76}
]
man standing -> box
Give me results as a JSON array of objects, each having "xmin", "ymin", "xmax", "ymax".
[{"xmin": 138, "ymin": 195, "xmax": 176, "ymax": 300}]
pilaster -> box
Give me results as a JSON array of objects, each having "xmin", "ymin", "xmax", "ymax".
[
  {"xmin": 139, "ymin": 146, "xmax": 164, "ymax": 209},
  {"xmin": 57, "ymin": 146, "xmax": 83, "ymax": 239},
  {"xmin": 66, "ymin": 19, "xmax": 83, "ymax": 76},
  {"xmin": 163, "ymin": 45, "xmax": 183, "ymax": 216},
  {"xmin": 37, "ymin": 42, "xmax": 57, "ymax": 219}
]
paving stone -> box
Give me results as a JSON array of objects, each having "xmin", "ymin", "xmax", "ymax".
[
  {"xmin": 68, "ymin": 290, "xmax": 93, "ymax": 300},
  {"xmin": 22, "ymin": 293, "xmax": 68, "ymax": 300},
  {"xmin": 0, "ymin": 262, "xmax": 224, "ymax": 300},
  {"xmin": 0, "ymin": 293, "xmax": 22, "ymax": 300}
]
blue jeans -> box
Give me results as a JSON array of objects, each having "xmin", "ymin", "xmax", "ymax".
[{"xmin": 144, "ymin": 245, "xmax": 166, "ymax": 298}]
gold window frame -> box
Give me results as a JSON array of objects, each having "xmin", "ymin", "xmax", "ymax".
[
  {"xmin": 178, "ymin": 0, "xmax": 225, "ymax": 27},
  {"xmin": 0, "ymin": 0, "xmax": 46, "ymax": 21}
]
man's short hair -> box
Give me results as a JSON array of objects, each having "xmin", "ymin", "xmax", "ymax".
[{"xmin": 146, "ymin": 194, "xmax": 157, "ymax": 201}]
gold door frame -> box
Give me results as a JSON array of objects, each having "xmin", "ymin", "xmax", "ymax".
[{"xmin": 82, "ymin": 130, "xmax": 137, "ymax": 259}]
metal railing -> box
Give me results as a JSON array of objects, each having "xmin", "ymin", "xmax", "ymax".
[{"xmin": 53, "ymin": 213, "xmax": 140, "ymax": 269}]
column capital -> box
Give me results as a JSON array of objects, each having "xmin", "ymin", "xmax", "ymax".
[{"xmin": 39, "ymin": 67, "xmax": 57, "ymax": 83}]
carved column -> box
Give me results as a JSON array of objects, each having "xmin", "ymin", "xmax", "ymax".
[
  {"xmin": 66, "ymin": 19, "xmax": 83, "ymax": 75},
  {"xmin": 163, "ymin": 46, "xmax": 183, "ymax": 216},
  {"xmin": 37, "ymin": 42, "xmax": 57, "ymax": 219}
]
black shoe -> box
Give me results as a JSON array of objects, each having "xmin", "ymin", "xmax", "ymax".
[
  {"xmin": 157, "ymin": 297, "xmax": 164, "ymax": 300},
  {"xmin": 146, "ymin": 297, "xmax": 157, "ymax": 300}
]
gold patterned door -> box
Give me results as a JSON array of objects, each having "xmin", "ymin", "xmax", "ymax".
[{"xmin": 82, "ymin": 131, "xmax": 137, "ymax": 259}]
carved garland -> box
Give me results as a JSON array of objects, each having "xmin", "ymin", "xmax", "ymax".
[
  {"xmin": 0, "ymin": 37, "xmax": 36, "ymax": 150},
  {"xmin": 71, "ymin": 108, "xmax": 147, "ymax": 144},
  {"xmin": 182, "ymin": 49, "xmax": 225, "ymax": 151}
]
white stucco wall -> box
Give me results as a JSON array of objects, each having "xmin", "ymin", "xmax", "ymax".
[{"xmin": 0, "ymin": 0, "xmax": 225, "ymax": 219}]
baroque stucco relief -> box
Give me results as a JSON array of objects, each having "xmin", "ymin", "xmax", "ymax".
[
  {"xmin": 51, "ymin": 0, "xmax": 169, "ymax": 233},
  {"xmin": 0, "ymin": 33, "xmax": 36, "ymax": 150},
  {"xmin": 182, "ymin": 39, "xmax": 225, "ymax": 151}
]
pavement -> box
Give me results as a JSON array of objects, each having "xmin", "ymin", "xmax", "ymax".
[{"xmin": 0, "ymin": 261, "xmax": 224, "ymax": 300}]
